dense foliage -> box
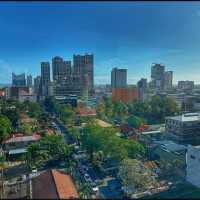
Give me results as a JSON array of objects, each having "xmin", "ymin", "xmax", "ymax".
[
  {"xmin": 0, "ymin": 114, "xmax": 12, "ymax": 143},
  {"xmin": 97, "ymin": 95, "xmax": 180, "ymax": 125},
  {"xmin": 81, "ymin": 122, "xmax": 145, "ymax": 165},
  {"xmin": 119, "ymin": 159, "xmax": 155, "ymax": 195},
  {"xmin": 25, "ymin": 135, "xmax": 73, "ymax": 169}
]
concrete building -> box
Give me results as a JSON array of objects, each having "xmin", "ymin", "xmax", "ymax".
[
  {"xmin": 111, "ymin": 68, "xmax": 127, "ymax": 88},
  {"xmin": 112, "ymin": 86, "xmax": 138, "ymax": 103},
  {"xmin": 12, "ymin": 73, "xmax": 26, "ymax": 86},
  {"xmin": 41, "ymin": 62, "xmax": 50, "ymax": 96},
  {"xmin": 73, "ymin": 54, "xmax": 94, "ymax": 94},
  {"xmin": 137, "ymin": 78, "xmax": 147, "ymax": 102},
  {"xmin": 26, "ymin": 74, "xmax": 32, "ymax": 87},
  {"xmin": 151, "ymin": 63, "xmax": 165, "ymax": 92},
  {"xmin": 34, "ymin": 76, "xmax": 41, "ymax": 95},
  {"xmin": 164, "ymin": 71, "xmax": 173, "ymax": 90},
  {"xmin": 165, "ymin": 113, "xmax": 200, "ymax": 145},
  {"xmin": 52, "ymin": 57, "xmax": 72, "ymax": 82},
  {"xmin": 178, "ymin": 81, "xmax": 194, "ymax": 92},
  {"xmin": 3, "ymin": 133, "xmax": 40, "ymax": 160},
  {"xmin": 186, "ymin": 145, "xmax": 200, "ymax": 188}
]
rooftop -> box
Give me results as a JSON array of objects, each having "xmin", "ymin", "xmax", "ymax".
[
  {"xmin": 32, "ymin": 169, "xmax": 79, "ymax": 199},
  {"xmin": 154, "ymin": 140, "xmax": 187, "ymax": 152},
  {"xmin": 166, "ymin": 113, "xmax": 200, "ymax": 122},
  {"xmin": 95, "ymin": 119, "xmax": 112, "ymax": 128},
  {"xmin": 4, "ymin": 133, "xmax": 40, "ymax": 144}
]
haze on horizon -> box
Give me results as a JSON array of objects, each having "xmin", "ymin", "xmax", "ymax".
[{"xmin": 0, "ymin": 2, "xmax": 200, "ymax": 85}]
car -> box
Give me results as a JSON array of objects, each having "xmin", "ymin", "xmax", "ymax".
[
  {"xmin": 31, "ymin": 167, "xmax": 37, "ymax": 173},
  {"xmin": 84, "ymin": 173, "xmax": 92, "ymax": 182},
  {"xmin": 92, "ymin": 187, "xmax": 99, "ymax": 192}
]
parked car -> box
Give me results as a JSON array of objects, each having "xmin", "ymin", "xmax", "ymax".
[{"xmin": 84, "ymin": 173, "xmax": 92, "ymax": 182}]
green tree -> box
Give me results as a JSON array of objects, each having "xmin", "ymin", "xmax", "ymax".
[
  {"xmin": 68, "ymin": 127, "xmax": 81, "ymax": 144},
  {"xmin": 25, "ymin": 135, "xmax": 73, "ymax": 169},
  {"xmin": 0, "ymin": 115, "xmax": 12, "ymax": 143},
  {"xmin": 20, "ymin": 123, "xmax": 33, "ymax": 135},
  {"xmin": 127, "ymin": 115, "xmax": 146, "ymax": 129},
  {"xmin": 119, "ymin": 159, "xmax": 154, "ymax": 196}
]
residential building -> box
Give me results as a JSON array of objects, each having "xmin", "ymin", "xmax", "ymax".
[
  {"xmin": 31, "ymin": 169, "xmax": 79, "ymax": 199},
  {"xmin": 111, "ymin": 67, "xmax": 127, "ymax": 88},
  {"xmin": 52, "ymin": 57, "xmax": 71, "ymax": 82},
  {"xmin": 112, "ymin": 86, "xmax": 138, "ymax": 103},
  {"xmin": 73, "ymin": 54, "xmax": 94, "ymax": 94},
  {"xmin": 18, "ymin": 87, "xmax": 37, "ymax": 103},
  {"xmin": 2, "ymin": 169, "xmax": 79, "ymax": 199},
  {"xmin": 12, "ymin": 73, "xmax": 26, "ymax": 86},
  {"xmin": 186, "ymin": 145, "xmax": 200, "ymax": 188},
  {"xmin": 27, "ymin": 74, "xmax": 33, "ymax": 87},
  {"xmin": 151, "ymin": 63, "xmax": 165, "ymax": 92},
  {"xmin": 34, "ymin": 76, "xmax": 41, "ymax": 95},
  {"xmin": 3, "ymin": 133, "xmax": 40, "ymax": 160},
  {"xmin": 5, "ymin": 86, "xmax": 36, "ymax": 102},
  {"xmin": 165, "ymin": 113, "xmax": 200, "ymax": 145},
  {"xmin": 137, "ymin": 78, "xmax": 147, "ymax": 102},
  {"xmin": 164, "ymin": 71, "xmax": 173, "ymax": 90}
]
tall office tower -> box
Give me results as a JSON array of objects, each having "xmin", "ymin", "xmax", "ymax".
[
  {"xmin": 34, "ymin": 76, "xmax": 41, "ymax": 95},
  {"xmin": 111, "ymin": 67, "xmax": 127, "ymax": 88},
  {"xmin": 41, "ymin": 62, "xmax": 50, "ymax": 96},
  {"xmin": 27, "ymin": 74, "xmax": 33, "ymax": 87},
  {"xmin": 73, "ymin": 54, "xmax": 94, "ymax": 94},
  {"xmin": 164, "ymin": 71, "xmax": 173, "ymax": 90},
  {"xmin": 137, "ymin": 78, "xmax": 147, "ymax": 102},
  {"xmin": 12, "ymin": 73, "xmax": 26, "ymax": 86},
  {"xmin": 151, "ymin": 63, "xmax": 165, "ymax": 91}
]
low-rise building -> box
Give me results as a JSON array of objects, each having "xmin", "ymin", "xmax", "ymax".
[
  {"xmin": 3, "ymin": 133, "xmax": 40, "ymax": 160},
  {"xmin": 3, "ymin": 169, "xmax": 79, "ymax": 199},
  {"xmin": 165, "ymin": 113, "xmax": 200, "ymax": 145},
  {"xmin": 186, "ymin": 145, "xmax": 200, "ymax": 188},
  {"xmin": 5, "ymin": 86, "xmax": 36, "ymax": 102},
  {"xmin": 32, "ymin": 169, "xmax": 79, "ymax": 199}
]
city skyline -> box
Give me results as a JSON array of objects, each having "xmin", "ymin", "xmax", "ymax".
[{"xmin": 1, "ymin": 2, "xmax": 200, "ymax": 84}]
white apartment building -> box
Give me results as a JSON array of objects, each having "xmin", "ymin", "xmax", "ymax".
[{"xmin": 186, "ymin": 145, "xmax": 200, "ymax": 188}]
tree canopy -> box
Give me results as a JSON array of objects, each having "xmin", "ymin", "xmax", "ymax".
[
  {"xmin": 0, "ymin": 115, "xmax": 12, "ymax": 143},
  {"xmin": 119, "ymin": 159, "xmax": 154, "ymax": 195},
  {"xmin": 25, "ymin": 135, "xmax": 73, "ymax": 169}
]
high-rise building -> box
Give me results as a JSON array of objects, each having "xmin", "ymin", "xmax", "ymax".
[
  {"xmin": 164, "ymin": 71, "xmax": 173, "ymax": 90},
  {"xmin": 27, "ymin": 74, "xmax": 32, "ymax": 87},
  {"xmin": 12, "ymin": 73, "xmax": 26, "ymax": 86},
  {"xmin": 111, "ymin": 68, "xmax": 127, "ymax": 88},
  {"xmin": 41, "ymin": 62, "xmax": 50, "ymax": 85},
  {"xmin": 151, "ymin": 63, "xmax": 165, "ymax": 91},
  {"xmin": 52, "ymin": 57, "xmax": 71, "ymax": 82},
  {"xmin": 34, "ymin": 76, "xmax": 41, "ymax": 95},
  {"xmin": 41, "ymin": 62, "xmax": 50, "ymax": 96},
  {"xmin": 137, "ymin": 78, "xmax": 147, "ymax": 102},
  {"xmin": 73, "ymin": 54, "xmax": 94, "ymax": 94}
]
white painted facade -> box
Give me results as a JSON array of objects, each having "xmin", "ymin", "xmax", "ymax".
[{"xmin": 186, "ymin": 145, "xmax": 200, "ymax": 188}]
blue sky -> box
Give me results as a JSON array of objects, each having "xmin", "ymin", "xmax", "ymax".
[{"xmin": 0, "ymin": 2, "xmax": 200, "ymax": 84}]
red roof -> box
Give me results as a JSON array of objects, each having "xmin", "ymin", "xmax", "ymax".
[
  {"xmin": 4, "ymin": 133, "xmax": 40, "ymax": 144},
  {"xmin": 32, "ymin": 169, "xmax": 79, "ymax": 199}
]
